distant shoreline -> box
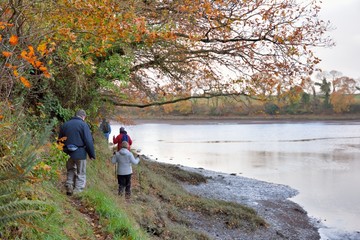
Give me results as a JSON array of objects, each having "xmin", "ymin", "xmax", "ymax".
[
  {"xmin": 126, "ymin": 115, "xmax": 360, "ymax": 126},
  {"xmin": 121, "ymin": 113, "xmax": 360, "ymax": 122}
]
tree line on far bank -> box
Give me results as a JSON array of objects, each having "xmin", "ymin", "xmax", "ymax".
[{"xmin": 120, "ymin": 72, "xmax": 360, "ymax": 117}]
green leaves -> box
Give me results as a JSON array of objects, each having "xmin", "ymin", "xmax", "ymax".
[{"xmin": 96, "ymin": 53, "xmax": 132, "ymax": 83}]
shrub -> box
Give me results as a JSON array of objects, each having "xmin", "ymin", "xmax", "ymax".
[{"xmin": 264, "ymin": 102, "xmax": 279, "ymax": 115}]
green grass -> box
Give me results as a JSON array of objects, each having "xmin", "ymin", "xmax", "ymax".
[
  {"xmin": 81, "ymin": 188, "xmax": 147, "ymax": 239},
  {"xmin": 17, "ymin": 182, "xmax": 97, "ymax": 240}
]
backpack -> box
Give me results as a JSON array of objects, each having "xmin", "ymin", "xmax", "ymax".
[
  {"xmin": 121, "ymin": 134, "xmax": 129, "ymax": 142},
  {"xmin": 102, "ymin": 122, "xmax": 110, "ymax": 133}
]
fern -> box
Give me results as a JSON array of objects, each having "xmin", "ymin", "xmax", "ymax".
[
  {"xmin": 0, "ymin": 200, "xmax": 51, "ymax": 225},
  {"xmin": 0, "ymin": 210, "xmax": 48, "ymax": 225},
  {"xmin": 0, "ymin": 156, "xmax": 14, "ymax": 170},
  {"xmin": 0, "ymin": 105, "xmax": 54, "ymax": 231}
]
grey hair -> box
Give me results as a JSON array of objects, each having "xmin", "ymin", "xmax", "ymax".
[{"xmin": 76, "ymin": 109, "xmax": 87, "ymax": 118}]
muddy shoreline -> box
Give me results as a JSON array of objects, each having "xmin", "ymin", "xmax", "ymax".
[
  {"xmin": 175, "ymin": 165, "xmax": 360, "ymax": 240},
  {"xmin": 178, "ymin": 165, "xmax": 320, "ymax": 240}
]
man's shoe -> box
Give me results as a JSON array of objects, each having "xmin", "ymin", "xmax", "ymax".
[{"xmin": 66, "ymin": 186, "xmax": 73, "ymax": 196}]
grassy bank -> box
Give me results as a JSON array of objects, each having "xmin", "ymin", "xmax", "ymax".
[
  {"xmin": 3, "ymin": 132, "xmax": 267, "ymax": 239},
  {"xmin": 82, "ymin": 136, "xmax": 266, "ymax": 239}
]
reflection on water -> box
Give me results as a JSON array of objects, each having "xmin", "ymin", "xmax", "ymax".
[{"xmin": 110, "ymin": 121, "xmax": 360, "ymax": 233}]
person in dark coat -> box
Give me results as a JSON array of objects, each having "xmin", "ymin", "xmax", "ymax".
[
  {"xmin": 58, "ymin": 109, "xmax": 95, "ymax": 195},
  {"xmin": 99, "ymin": 118, "xmax": 111, "ymax": 141}
]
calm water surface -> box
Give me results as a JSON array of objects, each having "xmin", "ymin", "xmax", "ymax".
[{"xmin": 110, "ymin": 120, "xmax": 360, "ymax": 235}]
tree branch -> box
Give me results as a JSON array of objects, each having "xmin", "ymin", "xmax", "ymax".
[{"xmin": 101, "ymin": 92, "xmax": 260, "ymax": 108}]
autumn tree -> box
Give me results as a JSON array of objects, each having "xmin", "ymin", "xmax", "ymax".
[
  {"xmin": 329, "ymin": 70, "xmax": 343, "ymax": 92},
  {"xmin": 1, "ymin": 0, "xmax": 162, "ymax": 115},
  {"xmin": 0, "ymin": 3, "xmax": 52, "ymax": 101},
  {"xmin": 330, "ymin": 76, "xmax": 357, "ymax": 113},
  {"xmin": 1, "ymin": 0, "xmax": 333, "ymax": 113},
  {"xmin": 246, "ymin": 73, "xmax": 279, "ymax": 99},
  {"xmin": 100, "ymin": 0, "xmax": 333, "ymax": 107}
]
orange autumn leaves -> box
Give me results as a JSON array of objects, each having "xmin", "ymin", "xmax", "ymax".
[
  {"xmin": 9, "ymin": 35, "xmax": 18, "ymax": 45},
  {"xmin": 20, "ymin": 45, "xmax": 51, "ymax": 78},
  {"xmin": 2, "ymin": 51, "xmax": 12, "ymax": 57},
  {"xmin": 1, "ymin": 31, "xmax": 51, "ymax": 89}
]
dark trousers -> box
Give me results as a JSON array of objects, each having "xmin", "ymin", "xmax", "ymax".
[{"xmin": 117, "ymin": 174, "xmax": 132, "ymax": 198}]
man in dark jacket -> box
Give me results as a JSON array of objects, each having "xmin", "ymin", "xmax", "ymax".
[{"xmin": 59, "ymin": 109, "xmax": 95, "ymax": 195}]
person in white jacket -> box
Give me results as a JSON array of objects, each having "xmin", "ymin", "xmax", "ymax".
[{"xmin": 111, "ymin": 141, "xmax": 140, "ymax": 198}]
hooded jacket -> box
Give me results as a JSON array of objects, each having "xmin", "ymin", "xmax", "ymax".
[
  {"xmin": 58, "ymin": 116, "xmax": 95, "ymax": 160},
  {"xmin": 113, "ymin": 131, "xmax": 132, "ymax": 151},
  {"xmin": 111, "ymin": 148, "xmax": 140, "ymax": 175}
]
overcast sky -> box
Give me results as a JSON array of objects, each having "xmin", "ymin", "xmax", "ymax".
[{"xmin": 315, "ymin": 0, "xmax": 360, "ymax": 79}]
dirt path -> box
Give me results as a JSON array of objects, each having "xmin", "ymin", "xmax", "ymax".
[{"xmin": 68, "ymin": 196, "xmax": 112, "ymax": 240}]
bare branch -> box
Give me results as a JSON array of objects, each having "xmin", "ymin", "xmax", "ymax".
[{"xmin": 100, "ymin": 92, "xmax": 261, "ymax": 108}]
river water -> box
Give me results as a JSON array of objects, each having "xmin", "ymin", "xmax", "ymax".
[{"xmin": 110, "ymin": 120, "xmax": 360, "ymax": 237}]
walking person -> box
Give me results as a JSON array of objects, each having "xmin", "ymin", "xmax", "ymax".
[
  {"xmin": 58, "ymin": 109, "xmax": 95, "ymax": 196},
  {"xmin": 111, "ymin": 141, "xmax": 140, "ymax": 200},
  {"xmin": 99, "ymin": 118, "xmax": 111, "ymax": 141},
  {"xmin": 113, "ymin": 126, "xmax": 132, "ymax": 151}
]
